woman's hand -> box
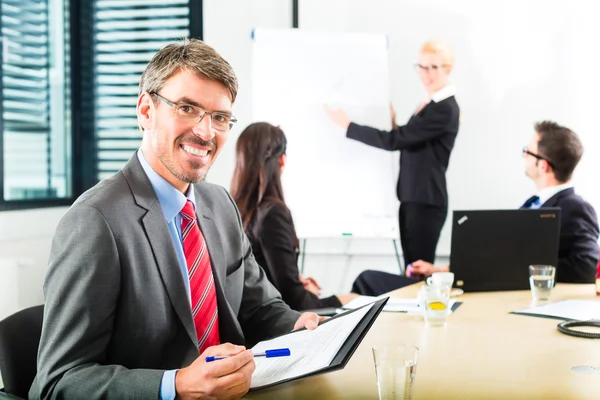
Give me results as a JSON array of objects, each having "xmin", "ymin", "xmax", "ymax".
[
  {"xmin": 406, "ymin": 260, "xmax": 435, "ymax": 279},
  {"xmin": 336, "ymin": 293, "xmax": 359, "ymax": 305},
  {"xmin": 300, "ymin": 274, "xmax": 321, "ymax": 296},
  {"xmin": 325, "ymin": 105, "xmax": 351, "ymax": 130},
  {"xmin": 406, "ymin": 260, "xmax": 450, "ymax": 279},
  {"xmin": 390, "ymin": 103, "xmax": 398, "ymax": 129}
]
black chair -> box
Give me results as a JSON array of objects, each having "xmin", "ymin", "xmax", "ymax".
[{"xmin": 0, "ymin": 305, "xmax": 44, "ymax": 399}]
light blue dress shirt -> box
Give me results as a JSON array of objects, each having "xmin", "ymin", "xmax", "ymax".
[{"xmin": 137, "ymin": 150, "xmax": 194, "ymax": 400}]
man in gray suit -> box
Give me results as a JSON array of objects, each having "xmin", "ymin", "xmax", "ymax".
[{"xmin": 30, "ymin": 39, "xmax": 321, "ymax": 400}]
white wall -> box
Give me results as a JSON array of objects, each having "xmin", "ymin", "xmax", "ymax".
[
  {"xmin": 204, "ymin": 0, "xmax": 600, "ymax": 295},
  {"xmin": 5, "ymin": 0, "xmax": 598, "ymax": 318},
  {"xmin": 203, "ymin": 0, "xmax": 293, "ymax": 188},
  {"xmin": 0, "ymin": 1, "xmax": 293, "ymax": 322},
  {"xmin": 0, "ymin": 207, "xmax": 67, "ymax": 320},
  {"xmin": 202, "ymin": 0, "xmax": 404, "ymax": 296},
  {"xmin": 298, "ymin": 0, "xmax": 600, "ymax": 257}
]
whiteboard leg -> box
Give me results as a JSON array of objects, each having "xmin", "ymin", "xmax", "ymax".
[
  {"xmin": 340, "ymin": 254, "xmax": 353, "ymax": 293},
  {"xmin": 300, "ymin": 238, "xmax": 307, "ymax": 274},
  {"xmin": 393, "ymin": 239, "xmax": 403, "ymax": 276},
  {"xmin": 339, "ymin": 238, "xmax": 353, "ymax": 293}
]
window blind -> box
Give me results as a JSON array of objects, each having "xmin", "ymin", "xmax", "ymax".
[
  {"xmin": 1, "ymin": 0, "xmax": 53, "ymax": 199},
  {"xmin": 94, "ymin": 0, "xmax": 191, "ymax": 181}
]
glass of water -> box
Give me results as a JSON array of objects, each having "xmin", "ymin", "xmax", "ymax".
[
  {"xmin": 372, "ymin": 345, "xmax": 419, "ymax": 400},
  {"xmin": 529, "ymin": 265, "xmax": 556, "ymax": 301},
  {"xmin": 420, "ymin": 285, "xmax": 451, "ymax": 327}
]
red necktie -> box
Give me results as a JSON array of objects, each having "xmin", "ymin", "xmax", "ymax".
[{"xmin": 180, "ymin": 200, "xmax": 220, "ymax": 353}]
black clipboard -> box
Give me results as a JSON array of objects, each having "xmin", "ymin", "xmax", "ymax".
[{"xmin": 250, "ymin": 297, "xmax": 389, "ymax": 391}]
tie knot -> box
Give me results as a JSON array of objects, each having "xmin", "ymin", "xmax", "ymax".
[
  {"xmin": 181, "ymin": 200, "xmax": 196, "ymax": 220},
  {"xmin": 522, "ymin": 195, "xmax": 541, "ymax": 209}
]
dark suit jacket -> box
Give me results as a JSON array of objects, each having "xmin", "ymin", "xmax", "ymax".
[
  {"xmin": 30, "ymin": 156, "xmax": 301, "ymax": 399},
  {"xmin": 541, "ymin": 188, "xmax": 599, "ymax": 283},
  {"xmin": 347, "ymin": 96, "xmax": 460, "ymax": 207},
  {"xmin": 247, "ymin": 202, "xmax": 342, "ymax": 310}
]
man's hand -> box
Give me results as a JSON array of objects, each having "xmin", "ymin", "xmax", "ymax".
[
  {"xmin": 325, "ymin": 105, "xmax": 351, "ymax": 130},
  {"xmin": 175, "ymin": 343, "xmax": 255, "ymax": 400},
  {"xmin": 406, "ymin": 260, "xmax": 435, "ymax": 279},
  {"xmin": 293, "ymin": 312, "xmax": 327, "ymax": 331}
]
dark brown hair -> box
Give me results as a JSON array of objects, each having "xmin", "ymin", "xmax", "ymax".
[
  {"xmin": 230, "ymin": 122, "xmax": 289, "ymax": 230},
  {"xmin": 535, "ymin": 121, "xmax": 583, "ymax": 183}
]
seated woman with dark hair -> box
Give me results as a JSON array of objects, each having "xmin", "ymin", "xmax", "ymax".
[{"xmin": 230, "ymin": 122, "xmax": 357, "ymax": 311}]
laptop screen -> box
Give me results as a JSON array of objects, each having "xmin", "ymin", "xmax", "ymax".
[{"xmin": 449, "ymin": 209, "xmax": 560, "ymax": 292}]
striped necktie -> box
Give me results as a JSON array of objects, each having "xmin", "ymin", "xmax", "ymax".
[{"xmin": 180, "ymin": 200, "xmax": 220, "ymax": 353}]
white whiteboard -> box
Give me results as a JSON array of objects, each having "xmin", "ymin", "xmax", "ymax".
[
  {"xmin": 299, "ymin": 0, "xmax": 600, "ymax": 254},
  {"xmin": 252, "ymin": 28, "xmax": 398, "ymax": 238}
]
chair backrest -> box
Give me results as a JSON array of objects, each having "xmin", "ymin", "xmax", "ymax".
[
  {"xmin": 0, "ymin": 305, "xmax": 44, "ymax": 398},
  {"xmin": 596, "ymin": 248, "xmax": 600, "ymax": 280}
]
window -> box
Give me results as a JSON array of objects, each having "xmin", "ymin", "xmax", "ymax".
[
  {"xmin": 93, "ymin": 0, "xmax": 191, "ymax": 181},
  {"xmin": 0, "ymin": 0, "xmax": 201, "ymax": 210},
  {"xmin": 0, "ymin": 0, "xmax": 71, "ymax": 203}
]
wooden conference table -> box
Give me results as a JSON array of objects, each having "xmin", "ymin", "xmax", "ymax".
[{"xmin": 247, "ymin": 283, "xmax": 600, "ymax": 400}]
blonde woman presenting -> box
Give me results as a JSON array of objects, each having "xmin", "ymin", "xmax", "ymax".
[{"xmin": 327, "ymin": 39, "xmax": 460, "ymax": 296}]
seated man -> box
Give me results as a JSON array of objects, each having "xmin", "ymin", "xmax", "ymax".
[
  {"xmin": 30, "ymin": 39, "xmax": 321, "ymax": 400},
  {"xmin": 352, "ymin": 121, "xmax": 599, "ymax": 296}
]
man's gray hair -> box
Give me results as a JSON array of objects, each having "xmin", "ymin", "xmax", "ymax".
[{"xmin": 139, "ymin": 38, "xmax": 238, "ymax": 102}]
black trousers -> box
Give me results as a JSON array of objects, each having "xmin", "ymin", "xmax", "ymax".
[
  {"xmin": 399, "ymin": 202, "xmax": 447, "ymax": 266},
  {"xmin": 351, "ymin": 202, "xmax": 447, "ymax": 296},
  {"xmin": 352, "ymin": 271, "xmax": 419, "ymax": 296}
]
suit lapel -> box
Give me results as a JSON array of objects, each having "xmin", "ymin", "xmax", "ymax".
[
  {"xmin": 194, "ymin": 186, "xmax": 245, "ymax": 344},
  {"xmin": 142, "ymin": 203, "xmax": 198, "ymax": 347},
  {"xmin": 414, "ymin": 100, "xmax": 431, "ymax": 116},
  {"xmin": 123, "ymin": 155, "xmax": 198, "ymax": 347}
]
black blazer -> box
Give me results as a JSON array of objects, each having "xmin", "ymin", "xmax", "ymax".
[
  {"xmin": 347, "ymin": 96, "xmax": 460, "ymax": 207},
  {"xmin": 541, "ymin": 188, "xmax": 599, "ymax": 283},
  {"xmin": 247, "ymin": 202, "xmax": 342, "ymax": 310}
]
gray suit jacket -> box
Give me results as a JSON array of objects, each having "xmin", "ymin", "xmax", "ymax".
[{"xmin": 29, "ymin": 156, "xmax": 301, "ymax": 399}]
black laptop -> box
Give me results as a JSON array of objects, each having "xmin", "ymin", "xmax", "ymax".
[{"xmin": 449, "ymin": 209, "xmax": 561, "ymax": 292}]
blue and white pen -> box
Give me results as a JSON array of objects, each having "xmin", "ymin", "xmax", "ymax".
[{"xmin": 205, "ymin": 348, "xmax": 291, "ymax": 362}]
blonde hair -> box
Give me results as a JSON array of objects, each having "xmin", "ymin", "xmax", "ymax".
[{"xmin": 421, "ymin": 39, "xmax": 454, "ymax": 66}]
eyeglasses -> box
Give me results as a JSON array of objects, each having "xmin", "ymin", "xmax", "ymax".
[
  {"xmin": 413, "ymin": 63, "xmax": 450, "ymax": 73},
  {"xmin": 151, "ymin": 92, "xmax": 238, "ymax": 131},
  {"xmin": 522, "ymin": 147, "xmax": 555, "ymax": 169}
]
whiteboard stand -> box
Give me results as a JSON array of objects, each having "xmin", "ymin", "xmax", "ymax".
[
  {"xmin": 299, "ymin": 238, "xmax": 404, "ymax": 292},
  {"xmin": 392, "ymin": 239, "xmax": 404, "ymax": 275},
  {"xmin": 253, "ymin": 28, "xmax": 398, "ymax": 261}
]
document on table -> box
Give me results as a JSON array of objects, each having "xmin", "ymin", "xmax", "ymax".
[
  {"xmin": 250, "ymin": 301, "xmax": 375, "ymax": 389},
  {"xmin": 343, "ymin": 295, "xmax": 456, "ymax": 313},
  {"xmin": 513, "ymin": 299, "xmax": 600, "ymax": 321}
]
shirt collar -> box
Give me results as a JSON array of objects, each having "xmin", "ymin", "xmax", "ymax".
[
  {"xmin": 536, "ymin": 182, "xmax": 574, "ymax": 205},
  {"xmin": 137, "ymin": 149, "xmax": 196, "ymax": 222},
  {"xmin": 430, "ymin": 84, "xmax": 457, "ymax": 103}
]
